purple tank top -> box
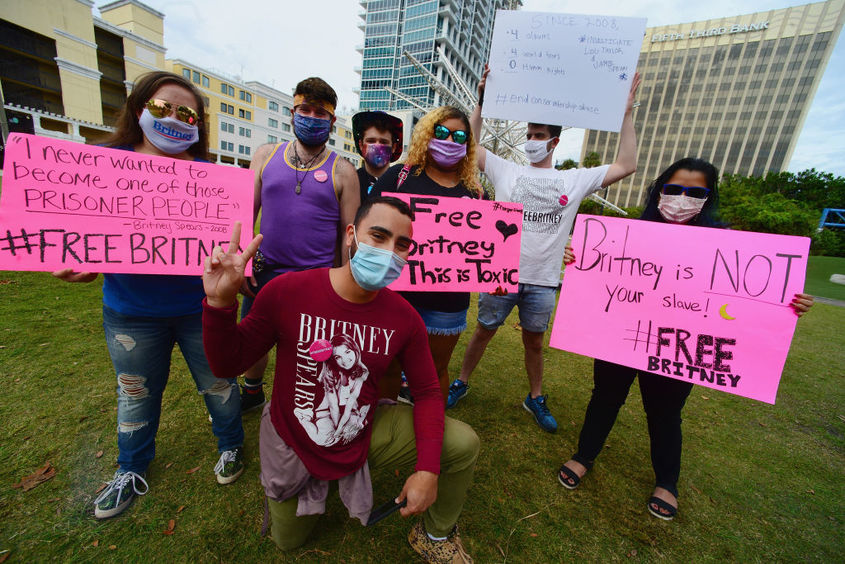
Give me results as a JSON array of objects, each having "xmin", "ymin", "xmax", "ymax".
[{"xmin": 258, "ymin": 142, "xmax": 340, "ymax": 272}]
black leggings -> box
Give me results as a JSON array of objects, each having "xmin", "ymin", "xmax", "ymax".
[{"xmin": 571, "ymin": 359, "xmax": 693, "ymax": 498}]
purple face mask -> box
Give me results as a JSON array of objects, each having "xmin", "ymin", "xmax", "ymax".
[
  {"xmin": 364, "ymin": 143, "xmax": 392, "ymax": 168},
  {"xmin": 428, "ymin": 138, "xmax": 466, "ymax": 167}
]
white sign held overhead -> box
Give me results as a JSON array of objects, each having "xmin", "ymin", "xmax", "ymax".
[{"xmin": 483, "ymin": 11, "xmax": 647, "ymax": 132}]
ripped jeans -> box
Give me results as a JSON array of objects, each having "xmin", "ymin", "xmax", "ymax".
[{"xmin": 103, "ymin": 306, "xmax": 243, "ymax": 474}]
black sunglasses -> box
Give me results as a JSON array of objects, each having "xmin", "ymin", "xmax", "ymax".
[
  {"xmin": 662, "ymin": 184, "xmax": 710, "ymax": 199},
  {"xmin": 433, "ymin": 124, "xmax": 468, "ymax": 145}
]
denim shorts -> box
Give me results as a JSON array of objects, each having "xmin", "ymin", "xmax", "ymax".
[
  {"xmin": 477, "ymin": 284, "xmax": 558, "ymax": 333},
  {"xmin": 413, "ymin": 306, "xmax": 468, "ymax": 336}
]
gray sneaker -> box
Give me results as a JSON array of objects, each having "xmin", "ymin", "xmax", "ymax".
[
  {"xmin": 93, "ymin": 470, "xmax": 148, "ymax": 519},
  {"xmin": 214, "ymin": 447, "xmax": 244, "ymax": 485}
]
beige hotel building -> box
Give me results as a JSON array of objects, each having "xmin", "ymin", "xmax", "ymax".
[
  {"xmin": 582, "ymin": 0, "xmax": 845, "ymax": 208},
  {"xmin": 0, "ymin": 0, "xmax": 360, "ymax": 168}
]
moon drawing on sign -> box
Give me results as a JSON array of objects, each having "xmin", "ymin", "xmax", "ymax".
[{"xmin": 719, "ymin": 304, "xmax": 736, "ymax": 321}]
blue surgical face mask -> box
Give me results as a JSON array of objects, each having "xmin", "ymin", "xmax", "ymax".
[
  {"xmin": 348, "ymin": 227, "xmax": 407, "ymax": 291},
  {"xmin": 293, "ymin": 113, "xmax": 332, "ymax": 146},
  {"xmin": 138, "ymin": 108, "xmax": 198, "ymax": 154}
]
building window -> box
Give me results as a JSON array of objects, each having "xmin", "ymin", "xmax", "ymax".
[
  {"xmin": 282, "ymin": 123, "xmax": 291, "ymax": 132},
  {"xmin": 201, "ymin": 75, "xmax": 209, "ymax": 88},
  {"xmin": 192, "ymin": 70, "xmax": 200, "ymax": 83},
  {"xmin": 221, "ymin": 141, "xmax": 234, "ymax": 152},
  {"xmin": 238, "ymin": 144, "xmax": 251, "ymax": 155},
  {"xmin": 221, "ymin": 83, "xmax": 235, "ymax": 96},
  {"xmin": 268, "ymin": 118, "xmax": 278, "ymax": 128},
  {"xmin": 269, "ymin": 101, "xmax": 279, "ymax": 111},
  {"xmin": 329, "ymin": 139, "xmax": 336, "ymax": 146},
  {"xmin": 182, "ymin": 68, "xmax": 191, "ymax": 80},
  {"xmin": 239, "ymin": 91, "xmax": 253, "ymax": 103},
  {"xmin": 220, "ymin": 121, "xmax": 234, "ymax": 133},
  {"xmin": 268, "ymin": 135, "xmax": 277, "ymax": 143},
  {"xmin": 220, "ymin": 103, "xmax": 234, "ymax": 115},
  {"xmin": 239, "ymin": 109, "xmax": 252, "ymax": 120},
  {"xmin": 239, "ymin": 127, "xmax": 251, "ymax": 138}
]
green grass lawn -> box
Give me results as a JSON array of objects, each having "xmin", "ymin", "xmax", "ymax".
[
  {"xmin": 805, "ymin": 255, "xmax": 845, "ymax": 301},
  {"xmin": 0, "ymin": 271, "xmax": 843, "ymax": 563}
]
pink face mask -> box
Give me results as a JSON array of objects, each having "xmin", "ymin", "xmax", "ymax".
[
  {"xmin": 428, "ymin": 138, "xmax": 466, "ymax": 167},
  {"xmin": 657, "ymin": 193, "xmax": 706, "ymax": 224}
]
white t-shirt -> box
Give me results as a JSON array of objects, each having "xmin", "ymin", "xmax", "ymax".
[{"xmin": 484, "ymin": 151, "xmax": 610, "ymax": 287}]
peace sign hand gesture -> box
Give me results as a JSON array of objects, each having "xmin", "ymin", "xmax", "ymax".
[{"xmin": 203, "ymin": 221, "xmax": 263, "ymax": 309}]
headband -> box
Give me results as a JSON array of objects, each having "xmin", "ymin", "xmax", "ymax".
[{"xmin": 293, "ymin": 94, "xmax": 335, "ymax": 116}]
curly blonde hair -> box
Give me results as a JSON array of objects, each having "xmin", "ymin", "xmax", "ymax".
[{"xmin": 405, "ymin": 106, "xmax": 481, "ymax": 197}]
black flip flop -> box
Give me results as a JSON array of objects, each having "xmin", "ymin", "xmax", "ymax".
[
  {"xmin": 557, "ymin": 464, "xmax": 581, "ymax": 490},
  {"xmin": 647, "ymin": 496, "xmax": 677, "ymax": 521}
]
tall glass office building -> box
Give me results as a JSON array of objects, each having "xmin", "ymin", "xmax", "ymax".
[
  {"xmin": 357, "ymin": 0, "xmax": 519, "ymax": 110},
  {"xmin": 582, "ymin": 0, "xmax": 845, "ymax": 208}
]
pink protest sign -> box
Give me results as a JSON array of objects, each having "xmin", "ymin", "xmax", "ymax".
[
  {"xmin": 0, "ymin": 133, "xmax": 254, "ymax": 275},
  {"xmin": 383, "ymin": 193, "xmax": 522, "ymax": 292},
  {"xmin": 549, "ymin": 215, "xmax": 810, "ymax": 404}
]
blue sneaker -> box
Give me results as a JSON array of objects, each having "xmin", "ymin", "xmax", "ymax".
[
  {"xmin": 523, "ymin": 394, "xmax": 558, "ymax": 433},
  {"xmin": 446, "ymin": 379, "xmax": 469, "ymax": 409}
]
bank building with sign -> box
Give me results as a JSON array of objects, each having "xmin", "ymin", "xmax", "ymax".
[{"xmin": 582, "ymin": 0, "xmax": 845, "ymax": 208}]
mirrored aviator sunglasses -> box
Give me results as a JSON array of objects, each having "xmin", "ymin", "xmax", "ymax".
[
  {"xmin": 662, "ymin": 183, "xmax": 710, "ymax": 199},
  {"xmin": 433, "ymin": 124, "xmax": 468, "ymax": 144},
  {"xmin": 145, "ymin": 99, "xmax": 201, "ymax": 126}
]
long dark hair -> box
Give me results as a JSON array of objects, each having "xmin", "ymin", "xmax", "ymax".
[
  {"xmin": 102, "ymin": 71, "xmax": 209, "ymax": 160},
  {"xmin": 319, "ymin": 334, "xmax": 367, "ymax": 389},
  {"xmin": 640, "ymin": 157, "xmax": 721, "ymax": 227}
]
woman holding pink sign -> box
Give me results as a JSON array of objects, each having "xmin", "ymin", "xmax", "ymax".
[
  {"xmin": 370, "ymin": 106, "xmax": 486, "ymax": 403},
  {"xmin": 52, "ymin": 72, "xmax": 245, "ymax": 520},
  {"xmin": 557, "ymin": 157, "xmax": 814, "ymax": 521}
]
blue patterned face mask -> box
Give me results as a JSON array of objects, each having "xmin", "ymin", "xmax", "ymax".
[
  {"xmin": 293, "ymin": 113, "xmax": 332, "ymax": 146},
  {"xmin": 348, "ymin": 227, "xmax": 407, "ymax": 291}
]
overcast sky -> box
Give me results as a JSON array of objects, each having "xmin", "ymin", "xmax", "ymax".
[{"xmin": 124, "ymin": 0, "xmax": 845, "ymax": 175}]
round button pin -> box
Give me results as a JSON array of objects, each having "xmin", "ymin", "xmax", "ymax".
[
  {"xmin": 309, "ymin": 339, "xmax": 333, "ymax": 362},
  {"xmin": 314, "ymin": 170, "xmax": 328, "ymax": 182},
  {"xmin": 559, "ymin": 194, "xmax": 569, "ymax": 207}
]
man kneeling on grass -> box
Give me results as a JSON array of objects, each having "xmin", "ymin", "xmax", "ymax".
[{"xmin": 201, "ymin": 197, "xmax": 479, "ymax": 562}]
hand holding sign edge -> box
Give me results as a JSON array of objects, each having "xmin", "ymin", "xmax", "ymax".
[{"xmin": 203, "ymin": 221, "xmax": 262, "ymax": 309}]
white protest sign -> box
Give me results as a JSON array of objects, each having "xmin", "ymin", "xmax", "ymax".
[{"xmin": 483, "ymin": 10, "xmax": 647, "ymax": 132}]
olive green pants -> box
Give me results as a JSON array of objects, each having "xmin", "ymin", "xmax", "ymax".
[{"xmin": 267, "ymin": 404, "xmax": 479, "ymax": 550}]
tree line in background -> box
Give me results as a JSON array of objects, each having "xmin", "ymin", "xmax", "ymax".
[{"xmin": 560, "ymin": 154, "xmax": 845, "ymax": 257}]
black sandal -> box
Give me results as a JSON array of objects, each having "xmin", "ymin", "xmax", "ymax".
[
  {"xmin": 557, "ymin": 464, "xmax": 581, "ymax": 490},
  {"xmin": 647, "ymin": 496, "xmax": 677, "ymax": 521}
]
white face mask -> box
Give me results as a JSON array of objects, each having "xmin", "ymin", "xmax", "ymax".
[
  {"xmin": 524, "ymin": 139, "xmax": 554, "ymax": 163},
  {"xmin": 657, "ymin": 193, "xmax": 706, "ymax": 224},
  {"xmin": 138, "ymin": 108, "xmax": 199, "ymax": 154}
]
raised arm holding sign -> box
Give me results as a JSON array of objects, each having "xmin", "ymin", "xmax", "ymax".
[
  {"xmin": 552, "ymin": 158, "xmax": 813, "ymax": 522},
  {"xmin": 453, "ymin": 52, "xmax": 640, "ymax": 430}
]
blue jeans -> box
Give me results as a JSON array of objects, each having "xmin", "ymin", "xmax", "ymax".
[
  {"xmin": 477, "ymin": 284, "xmax": 558, "ymax": 333},
  {"xmin": 103, "ymin": 306, "xmax": 243, "ymax": 474}
]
